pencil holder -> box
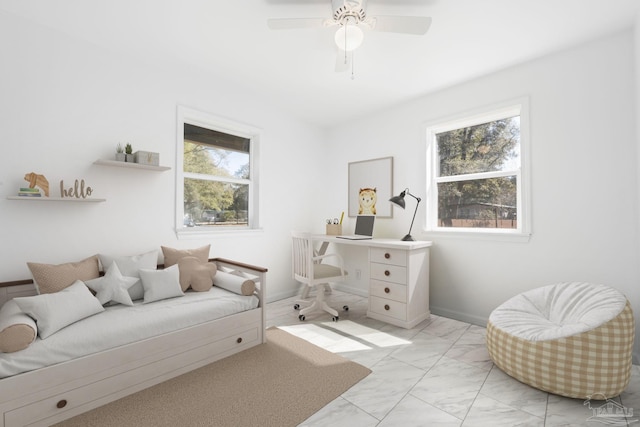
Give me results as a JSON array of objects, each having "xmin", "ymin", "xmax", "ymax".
[{"xmin": 326, "ymin": 224, "xmax": 342, "ymax": 235}]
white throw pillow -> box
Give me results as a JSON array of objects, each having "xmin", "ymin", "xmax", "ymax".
[
  {"xmin": 213, "ymin": 271, "xmax": 256, "ymax": 296},
  {"xmin": 14, "ymin": 280, "xmax": 104, "ymax": 339},
  {"xmin": 140, "ymin": 265, "xmax": 184, "ymax": 303},
  {"xmin": 85, "ymin": 263, "xmax": 138, "ymax": 306},
  {"xmin": 99, "ymin": 250, "xmax": 157, "ymax": 301}
]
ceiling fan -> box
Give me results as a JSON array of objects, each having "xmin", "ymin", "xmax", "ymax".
[{"xmin": 267, "ymin": 0, "xmax": 432, "ymax": 73}]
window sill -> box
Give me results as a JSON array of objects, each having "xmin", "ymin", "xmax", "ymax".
[
  {"xmin": 176, "ymin": 227, "xmax": 264, "ymax": 240},
  {"xmin": 422, "ymin": 229, "xmax": 531, "ymax": 243}
]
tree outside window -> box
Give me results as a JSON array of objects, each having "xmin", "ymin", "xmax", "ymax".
[
  {"xmin": 175, "ymin": 106, "xmax": 259, "ymax": 235},
  {"xmin": 183, "ymin": 124, "xmax": 251, "ymax": 228},
  {"xmin": 426, "ymin": 102, "xmax": 529, "ymax": 236}
]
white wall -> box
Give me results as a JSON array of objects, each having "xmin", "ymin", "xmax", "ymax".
[
  {"xmin": 2, "ymin": 11, "xmax": 639, "ymax": 363},
  {"xmin": 0, "ymin": 11, "xmax": 324, "ymax": 302},
  {"xmin": 326, "ymin": 30, "xmax": 640, "ymax": 362}
]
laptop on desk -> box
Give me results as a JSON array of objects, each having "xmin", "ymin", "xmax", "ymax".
[{"xmin": 336, "ymin": 215, "xmax": 375, "ymax": 240}]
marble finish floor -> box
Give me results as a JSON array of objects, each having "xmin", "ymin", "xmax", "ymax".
[{"xmin": 266, "ymin": 291, "xmax": 640, "ymax": 427}]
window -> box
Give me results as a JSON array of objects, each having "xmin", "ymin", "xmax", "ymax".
[
  {"xmin": 426, "ymin": 100, "xmax": 530, "ymax": 238},
  {"xmin": 176, "ymin": 106, "xmax": 260, "ymax": 235}
]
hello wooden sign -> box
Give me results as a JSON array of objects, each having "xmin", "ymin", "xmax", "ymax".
[{"xmin": 60, "ymin": 179, "xmax": 94, "ymax": 199}]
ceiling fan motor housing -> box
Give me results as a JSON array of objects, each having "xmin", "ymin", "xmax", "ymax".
[{"xmin": 332, "ymin": 0, "xmax": 367, "ymax": 24}]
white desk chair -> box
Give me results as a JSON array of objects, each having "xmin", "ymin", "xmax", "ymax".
[
  {"xmin": 291, "ymin": 231, "xmax": 348, "ymax": 321},
  {"xmin": 300, "ymin": 246, "xmax": 332, "ymax": 299}
]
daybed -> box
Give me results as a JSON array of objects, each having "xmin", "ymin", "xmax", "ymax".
[{"xmin": 0, "ymin": 253, "xmax": 267, "ymax": 427}]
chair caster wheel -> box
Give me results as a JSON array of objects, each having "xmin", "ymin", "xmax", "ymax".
[
  {"xmin": 332, "ymin": 316, "xmax": 339, "ymax": 322},
  {"xmin": 299, "ymin": 315, "xmax": 305, "ymax": 321},
  {"xmin": 343, "ymin": 305, "xmax": 349, "ymax": 311},
  {"xmin": 293, "ymin": 304, "xmax": 300, "ymax": 310}
]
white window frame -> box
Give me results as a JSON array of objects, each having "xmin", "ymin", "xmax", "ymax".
[
  {"xmin": 425, "ymin": 98, "xmax": 531, "ymax": 242},
  {"xmin": 175, "ymin": 106, "xmax": 261, "ymax": 238}
]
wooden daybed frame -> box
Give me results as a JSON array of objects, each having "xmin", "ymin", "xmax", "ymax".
[{"xmin": 0, "ymin": 258, "xmax": 267, "ymax": 427}]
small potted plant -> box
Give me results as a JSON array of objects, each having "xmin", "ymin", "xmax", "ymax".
[
  {"xmin": 125, "ymin": 143, "xmax": 134, "ymax": 163},
  {"xmin": 115, "ymin": 143, "xmax": 126, "ymax": 162}
]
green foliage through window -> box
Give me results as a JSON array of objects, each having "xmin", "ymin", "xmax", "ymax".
[
  {"xmin": 434, "ymin": 116, "xmax": 520, "ymax": 230},
  {"xmin": 182, "ymin": 124, "xmax": 251, "ymax": 228}
]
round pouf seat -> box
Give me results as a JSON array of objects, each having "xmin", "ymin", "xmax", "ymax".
[{"xmin": 486, "ymin": 282, "xmax": 634, "ymax": 399}]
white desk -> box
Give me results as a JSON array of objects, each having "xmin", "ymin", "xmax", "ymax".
[{"xmin": 310, "ymin": 235, "xmax": 432, "ymax": 329}]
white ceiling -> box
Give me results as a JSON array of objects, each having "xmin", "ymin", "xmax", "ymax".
[{"xmin": 1, "ymin": 0, "xmax": 639, "ymax": 128}]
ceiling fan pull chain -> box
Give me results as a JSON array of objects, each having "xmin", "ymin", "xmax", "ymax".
[{"xmin": 351, "ymin": 52, "xmax": 356, "ymax": 80}]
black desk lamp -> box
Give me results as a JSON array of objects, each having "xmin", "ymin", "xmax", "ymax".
[{"xmin": 389, "ymin": 188, "xmax": 421, "ymax": 241}]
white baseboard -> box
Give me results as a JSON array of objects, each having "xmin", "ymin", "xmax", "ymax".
[
  {"xmin": 429, "ymin": 305, "xmax": 488, "ymax": 328},
  {"xmin": 265, "ymin": 288, "xmax": 301, "ymax": 303},
  {"xmin": 267, "ymin": 283, "xmax": 368, "ymax": 303},
  {"xmin": 331, "ymin": 283, "xmax": 368, "ymax": 298}
]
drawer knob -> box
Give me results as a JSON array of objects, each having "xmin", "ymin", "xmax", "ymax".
[
  {"xmin": 384, "ymin": 304, "xmax": 390, "ymax": 311},
  {"xmin": 237, "ymin": 337, "xmax": 243, "ymax": 344},
  {"xmin": 384, "ymin": 287, "xmax": 390, "ymax": 294},
  {"xmin": 384, "ymin": 270, "xmax": 390, "ymax": 276},
  {"xmin": 57, "ymin": 399, "xmax": 67, "ymax": 409},
  {"xmin": 384, "ymin": 253, "xmax": 391, "ymax": 259}
]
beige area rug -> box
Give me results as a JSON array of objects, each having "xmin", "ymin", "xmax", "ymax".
[{"xmin": 55, "ymin": 327, "xmax": 371, "ymax": 427}]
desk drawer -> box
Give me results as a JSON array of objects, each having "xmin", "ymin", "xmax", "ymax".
[
  {"xmin": 369, "ymin": 296, "xmax": 407, "ymax": 321},
  {"xmin": 370, "ymin": 263, "xmax": 406, "ymax": 284},
  {"xmin": 370, "ymin": 248, "xmax": 407, "ymax": 266},
  {"xmin": 370, "ymin": 279, "xmax": 406, "ymax": 303}
]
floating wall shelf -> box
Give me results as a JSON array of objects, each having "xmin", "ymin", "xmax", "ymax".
[
  {"xmin": 94, "ymin": 159, "xmax": 171, "ymax": 171},
  {"xmin": 7, "ymin": 196, "xmax": 106, "ymax": 203}
]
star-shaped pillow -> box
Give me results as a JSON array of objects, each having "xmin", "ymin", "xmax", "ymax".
[{"xmin": 85, "ymin": 263, "xmax": 138, "ymax": 306}]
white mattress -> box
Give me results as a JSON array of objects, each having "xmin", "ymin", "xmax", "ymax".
[
  {"xmin": 488, "ymin": 282, "xmax": 627, "ymax": 341},
  {"xmin": 0, "ymin": 287, "xmax": 259, "ymax": 378}
]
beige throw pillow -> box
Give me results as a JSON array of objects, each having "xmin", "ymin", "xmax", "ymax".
[
  {"xmin": 177, "ymin": 256, "xmax": 217, "ymax": 292},
  {"xmin": 0, "ymin": 300, "xmax": 37, "ymax": 353},
  {"xmin": 161, "ymin": 245, "xmax": 210, "ymax": 267},
  {"xmin": 27, "ymin": 255, "xmax": 100, "ymax": 294}
]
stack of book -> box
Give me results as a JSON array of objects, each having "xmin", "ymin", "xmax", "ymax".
[{"xmin": 18, "ymin": 187, "xmax": 42, "ymax": 197}]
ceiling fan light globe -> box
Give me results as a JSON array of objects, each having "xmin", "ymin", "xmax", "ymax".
[{"xmin": 335, "ymin": 25, "xmax": 364, "ymax": 51}]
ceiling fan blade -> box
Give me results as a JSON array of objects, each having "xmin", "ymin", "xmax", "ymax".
[
  {"xmin": 267, "ymin": 18, "xmax": 334, "ymax": 30},
  {"xmin": 335, "ymin": 49, "xmax": 351, "ymax": 72},
  {"xmin": 367, "ymin": 16, "xmax": 432, "ymax": 35}
]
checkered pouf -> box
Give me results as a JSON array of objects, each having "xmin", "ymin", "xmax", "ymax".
[{"xmin": 486, "ymin": 282, "xmax": 635, "ymax": 399}]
